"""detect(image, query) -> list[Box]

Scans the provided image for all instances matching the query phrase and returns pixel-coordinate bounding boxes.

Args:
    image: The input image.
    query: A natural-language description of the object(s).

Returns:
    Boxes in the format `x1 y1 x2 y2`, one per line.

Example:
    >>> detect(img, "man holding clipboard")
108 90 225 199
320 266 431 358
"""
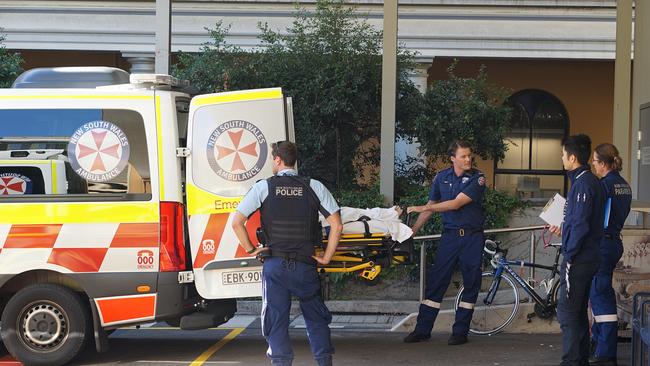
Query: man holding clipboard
546 134 604 366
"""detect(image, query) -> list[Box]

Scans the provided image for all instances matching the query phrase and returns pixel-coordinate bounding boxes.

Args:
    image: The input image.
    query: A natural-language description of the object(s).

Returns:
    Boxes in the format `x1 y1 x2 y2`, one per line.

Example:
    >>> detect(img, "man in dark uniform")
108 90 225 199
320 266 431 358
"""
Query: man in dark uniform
232 141 343 366
549 134 604 366
589 143 632 366
404 140 486 346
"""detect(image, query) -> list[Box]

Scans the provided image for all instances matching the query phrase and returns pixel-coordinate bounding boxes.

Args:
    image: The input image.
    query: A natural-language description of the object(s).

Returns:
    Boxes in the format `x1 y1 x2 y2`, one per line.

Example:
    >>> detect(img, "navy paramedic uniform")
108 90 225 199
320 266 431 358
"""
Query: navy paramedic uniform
557 165 604 366
590 171 631 360
237 169 340 366
414 167 486 338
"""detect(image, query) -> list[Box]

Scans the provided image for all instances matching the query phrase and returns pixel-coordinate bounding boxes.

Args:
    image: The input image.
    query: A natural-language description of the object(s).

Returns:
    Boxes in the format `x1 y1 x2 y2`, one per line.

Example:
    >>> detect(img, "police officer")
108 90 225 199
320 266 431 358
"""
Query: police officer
404 140 486 346
232 141 343 366
549 134 604 366
588 143 631 366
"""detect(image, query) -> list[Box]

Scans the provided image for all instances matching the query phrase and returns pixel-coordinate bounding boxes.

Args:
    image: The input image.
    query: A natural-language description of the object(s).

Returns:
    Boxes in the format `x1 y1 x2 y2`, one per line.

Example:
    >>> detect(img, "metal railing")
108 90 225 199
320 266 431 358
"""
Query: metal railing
414 225 547 301
632 292 650 366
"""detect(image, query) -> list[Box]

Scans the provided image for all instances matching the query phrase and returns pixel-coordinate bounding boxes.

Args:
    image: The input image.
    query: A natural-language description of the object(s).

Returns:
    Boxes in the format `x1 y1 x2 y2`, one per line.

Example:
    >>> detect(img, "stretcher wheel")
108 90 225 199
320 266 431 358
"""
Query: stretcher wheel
1 284 90 366
359 264 382 285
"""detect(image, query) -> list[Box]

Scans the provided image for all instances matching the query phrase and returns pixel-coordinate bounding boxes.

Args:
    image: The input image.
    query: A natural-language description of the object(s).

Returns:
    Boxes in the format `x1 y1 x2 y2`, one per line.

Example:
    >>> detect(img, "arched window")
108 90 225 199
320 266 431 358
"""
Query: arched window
495 89 569 202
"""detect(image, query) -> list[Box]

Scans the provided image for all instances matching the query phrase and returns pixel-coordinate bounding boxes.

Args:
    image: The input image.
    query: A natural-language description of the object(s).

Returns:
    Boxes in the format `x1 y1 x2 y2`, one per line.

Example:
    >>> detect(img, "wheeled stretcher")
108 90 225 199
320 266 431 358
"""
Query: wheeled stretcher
317 207 415 284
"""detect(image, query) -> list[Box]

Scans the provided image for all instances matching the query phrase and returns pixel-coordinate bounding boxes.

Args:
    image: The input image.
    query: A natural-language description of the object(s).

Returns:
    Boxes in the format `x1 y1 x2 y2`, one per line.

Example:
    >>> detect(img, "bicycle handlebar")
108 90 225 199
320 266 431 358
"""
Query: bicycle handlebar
483 239 498 256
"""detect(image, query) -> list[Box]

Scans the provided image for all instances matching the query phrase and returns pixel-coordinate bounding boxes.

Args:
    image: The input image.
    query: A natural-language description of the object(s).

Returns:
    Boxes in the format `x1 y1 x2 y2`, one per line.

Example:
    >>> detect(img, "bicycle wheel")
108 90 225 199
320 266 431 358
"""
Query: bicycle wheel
550 277 561 313
455 271 520 336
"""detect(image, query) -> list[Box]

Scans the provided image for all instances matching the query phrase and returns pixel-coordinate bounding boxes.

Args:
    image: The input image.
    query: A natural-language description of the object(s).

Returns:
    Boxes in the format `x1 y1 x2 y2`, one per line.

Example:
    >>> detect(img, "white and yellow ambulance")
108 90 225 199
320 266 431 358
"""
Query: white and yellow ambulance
0 67 293 365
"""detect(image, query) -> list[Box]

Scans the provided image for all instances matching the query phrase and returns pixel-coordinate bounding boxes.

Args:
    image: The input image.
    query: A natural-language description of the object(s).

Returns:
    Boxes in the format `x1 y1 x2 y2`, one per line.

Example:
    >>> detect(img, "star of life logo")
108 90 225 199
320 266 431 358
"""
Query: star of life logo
206 120 268 182
67 121 130 183
0 173 32 195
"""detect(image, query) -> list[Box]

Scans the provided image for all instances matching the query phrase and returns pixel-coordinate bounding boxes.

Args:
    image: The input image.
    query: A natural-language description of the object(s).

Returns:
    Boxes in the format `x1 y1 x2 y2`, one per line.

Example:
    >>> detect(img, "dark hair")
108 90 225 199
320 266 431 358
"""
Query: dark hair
447 140 472 157
594 143 623 172
271 140 297 167
562 134 591 165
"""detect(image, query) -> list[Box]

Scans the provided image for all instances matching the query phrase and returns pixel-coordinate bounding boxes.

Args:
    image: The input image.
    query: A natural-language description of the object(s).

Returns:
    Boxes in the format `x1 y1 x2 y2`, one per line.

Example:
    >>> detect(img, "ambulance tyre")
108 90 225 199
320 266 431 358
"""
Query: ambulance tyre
1 284 90 366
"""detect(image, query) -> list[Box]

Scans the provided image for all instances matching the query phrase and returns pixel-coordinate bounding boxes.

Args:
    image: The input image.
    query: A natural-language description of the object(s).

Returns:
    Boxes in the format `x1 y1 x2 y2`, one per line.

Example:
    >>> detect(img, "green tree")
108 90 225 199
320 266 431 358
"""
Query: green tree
0 31 23 88
173 23 262 94
401 61 512 165
174 0 420 190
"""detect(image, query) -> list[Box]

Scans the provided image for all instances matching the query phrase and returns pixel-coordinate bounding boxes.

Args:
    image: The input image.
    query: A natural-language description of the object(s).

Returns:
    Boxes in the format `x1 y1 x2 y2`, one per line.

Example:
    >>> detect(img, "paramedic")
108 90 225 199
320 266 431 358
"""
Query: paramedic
549 134 604 366
232 140 342 366
588 143 631 366
404 140 486 346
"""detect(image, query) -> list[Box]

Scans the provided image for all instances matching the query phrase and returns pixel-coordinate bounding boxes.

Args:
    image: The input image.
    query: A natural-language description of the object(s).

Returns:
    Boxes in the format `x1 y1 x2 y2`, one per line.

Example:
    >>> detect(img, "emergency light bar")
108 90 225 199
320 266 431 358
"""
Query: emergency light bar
130 74 189 88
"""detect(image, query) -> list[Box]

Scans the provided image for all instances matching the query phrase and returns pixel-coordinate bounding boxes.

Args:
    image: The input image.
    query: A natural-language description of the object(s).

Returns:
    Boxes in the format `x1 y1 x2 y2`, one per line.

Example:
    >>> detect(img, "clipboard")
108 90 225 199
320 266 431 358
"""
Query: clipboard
539 193 566 227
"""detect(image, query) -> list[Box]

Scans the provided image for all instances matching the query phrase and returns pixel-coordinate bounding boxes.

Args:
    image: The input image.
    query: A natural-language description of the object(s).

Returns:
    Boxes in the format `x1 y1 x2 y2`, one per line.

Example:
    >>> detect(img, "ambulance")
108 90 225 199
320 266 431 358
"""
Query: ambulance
0 67 294 365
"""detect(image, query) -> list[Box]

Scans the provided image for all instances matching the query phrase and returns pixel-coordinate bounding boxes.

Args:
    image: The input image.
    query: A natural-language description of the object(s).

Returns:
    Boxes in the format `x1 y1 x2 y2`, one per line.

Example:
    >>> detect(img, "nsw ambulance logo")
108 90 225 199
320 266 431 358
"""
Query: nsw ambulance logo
0 173 32 195
67 121 130 182
206 120 268 182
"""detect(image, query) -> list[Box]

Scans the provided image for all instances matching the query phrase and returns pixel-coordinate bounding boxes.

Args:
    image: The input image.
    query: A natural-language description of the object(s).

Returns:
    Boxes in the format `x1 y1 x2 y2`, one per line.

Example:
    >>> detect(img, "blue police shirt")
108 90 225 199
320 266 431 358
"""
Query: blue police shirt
601 170 632 235
428 167 486 230
561 165 604 264
237 169 340 219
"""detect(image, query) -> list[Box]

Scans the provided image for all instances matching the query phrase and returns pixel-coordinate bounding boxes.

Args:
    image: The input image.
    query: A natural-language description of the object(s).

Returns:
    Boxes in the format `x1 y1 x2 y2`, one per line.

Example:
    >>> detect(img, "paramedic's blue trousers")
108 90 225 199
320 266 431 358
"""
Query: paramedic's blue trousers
590 236 624 360
557 260 599 366
415 230 484 337
261 257 333 366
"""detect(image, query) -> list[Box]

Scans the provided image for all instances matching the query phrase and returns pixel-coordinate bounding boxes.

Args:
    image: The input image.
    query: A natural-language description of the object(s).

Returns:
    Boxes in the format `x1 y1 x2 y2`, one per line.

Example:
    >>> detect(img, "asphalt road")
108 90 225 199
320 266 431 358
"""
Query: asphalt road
0 316 633 366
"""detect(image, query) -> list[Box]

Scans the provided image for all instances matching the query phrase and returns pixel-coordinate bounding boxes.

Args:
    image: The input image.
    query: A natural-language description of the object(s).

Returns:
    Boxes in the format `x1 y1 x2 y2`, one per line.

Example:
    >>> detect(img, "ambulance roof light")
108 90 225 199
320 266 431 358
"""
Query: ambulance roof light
12 67 130 89
129 74 189 88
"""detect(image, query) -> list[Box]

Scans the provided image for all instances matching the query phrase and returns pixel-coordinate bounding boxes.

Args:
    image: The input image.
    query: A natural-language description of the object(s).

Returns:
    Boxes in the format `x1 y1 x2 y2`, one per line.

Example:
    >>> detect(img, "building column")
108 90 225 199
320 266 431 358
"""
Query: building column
408 62 430 94
380 0 398 205
632 0 650 200
613 0 633 181
396 62 431 169
122 52 155 74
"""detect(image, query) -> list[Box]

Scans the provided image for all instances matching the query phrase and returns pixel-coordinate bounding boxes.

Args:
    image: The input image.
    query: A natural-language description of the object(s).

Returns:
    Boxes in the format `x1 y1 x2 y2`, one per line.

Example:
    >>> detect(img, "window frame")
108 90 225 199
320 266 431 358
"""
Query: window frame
0 107 154 202
494 89 570 200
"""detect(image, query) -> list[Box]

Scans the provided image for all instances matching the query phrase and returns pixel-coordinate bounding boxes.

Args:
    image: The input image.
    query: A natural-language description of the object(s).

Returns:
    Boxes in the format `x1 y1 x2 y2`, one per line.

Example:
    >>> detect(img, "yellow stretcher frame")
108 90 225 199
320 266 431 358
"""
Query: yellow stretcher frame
315 232 413 282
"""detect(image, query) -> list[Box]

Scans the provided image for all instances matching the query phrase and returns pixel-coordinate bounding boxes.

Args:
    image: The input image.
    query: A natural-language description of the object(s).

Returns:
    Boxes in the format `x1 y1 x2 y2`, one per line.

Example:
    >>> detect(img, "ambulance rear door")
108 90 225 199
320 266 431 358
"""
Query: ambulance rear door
185 88 292 299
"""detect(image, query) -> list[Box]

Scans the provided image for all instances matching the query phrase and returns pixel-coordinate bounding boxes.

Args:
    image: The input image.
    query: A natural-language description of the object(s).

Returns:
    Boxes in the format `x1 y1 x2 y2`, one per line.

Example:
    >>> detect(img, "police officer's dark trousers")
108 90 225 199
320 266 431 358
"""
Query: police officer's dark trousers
261 257 333 366
415 230 484 336
557 260 599 366
590 235 624 360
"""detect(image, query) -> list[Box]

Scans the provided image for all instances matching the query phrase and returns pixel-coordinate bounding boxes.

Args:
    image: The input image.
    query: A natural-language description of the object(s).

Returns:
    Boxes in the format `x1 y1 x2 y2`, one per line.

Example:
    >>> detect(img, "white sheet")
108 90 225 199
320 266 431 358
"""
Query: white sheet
320 206 413 243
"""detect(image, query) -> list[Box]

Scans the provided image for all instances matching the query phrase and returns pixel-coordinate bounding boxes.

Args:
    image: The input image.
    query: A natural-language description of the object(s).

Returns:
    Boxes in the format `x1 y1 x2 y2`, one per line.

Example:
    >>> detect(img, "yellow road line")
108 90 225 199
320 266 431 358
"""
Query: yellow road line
118 326 237 331
190 328 244 366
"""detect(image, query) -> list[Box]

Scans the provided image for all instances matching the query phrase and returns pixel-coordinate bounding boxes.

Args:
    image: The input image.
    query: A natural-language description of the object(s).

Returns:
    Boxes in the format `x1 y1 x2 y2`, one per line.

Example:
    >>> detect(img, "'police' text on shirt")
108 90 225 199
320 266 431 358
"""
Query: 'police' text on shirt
275 186 303 198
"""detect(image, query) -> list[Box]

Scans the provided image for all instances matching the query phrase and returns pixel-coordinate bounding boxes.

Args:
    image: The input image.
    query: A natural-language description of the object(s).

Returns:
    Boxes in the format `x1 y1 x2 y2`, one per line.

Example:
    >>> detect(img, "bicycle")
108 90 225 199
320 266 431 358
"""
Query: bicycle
454 238 563 335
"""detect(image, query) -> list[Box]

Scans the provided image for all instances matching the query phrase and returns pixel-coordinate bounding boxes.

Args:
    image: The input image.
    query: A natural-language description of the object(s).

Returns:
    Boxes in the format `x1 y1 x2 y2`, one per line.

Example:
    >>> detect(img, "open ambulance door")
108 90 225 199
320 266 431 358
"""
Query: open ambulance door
186 88 292 299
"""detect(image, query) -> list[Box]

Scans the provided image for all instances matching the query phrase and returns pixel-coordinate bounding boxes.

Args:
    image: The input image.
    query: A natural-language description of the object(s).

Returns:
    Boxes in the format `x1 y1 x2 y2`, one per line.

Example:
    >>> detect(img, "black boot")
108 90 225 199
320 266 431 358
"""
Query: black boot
403 331 431 343
588 357 616 366
447 334 468 345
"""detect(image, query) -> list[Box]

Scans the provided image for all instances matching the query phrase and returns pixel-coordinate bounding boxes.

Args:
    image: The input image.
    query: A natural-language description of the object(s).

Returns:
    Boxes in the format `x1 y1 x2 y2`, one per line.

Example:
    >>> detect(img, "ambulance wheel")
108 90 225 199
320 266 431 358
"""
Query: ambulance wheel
1 284 90 366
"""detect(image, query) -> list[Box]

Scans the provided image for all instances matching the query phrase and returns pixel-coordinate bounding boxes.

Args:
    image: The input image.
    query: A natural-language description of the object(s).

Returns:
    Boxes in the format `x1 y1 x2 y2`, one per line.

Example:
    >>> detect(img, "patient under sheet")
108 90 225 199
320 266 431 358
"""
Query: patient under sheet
320 206 413 243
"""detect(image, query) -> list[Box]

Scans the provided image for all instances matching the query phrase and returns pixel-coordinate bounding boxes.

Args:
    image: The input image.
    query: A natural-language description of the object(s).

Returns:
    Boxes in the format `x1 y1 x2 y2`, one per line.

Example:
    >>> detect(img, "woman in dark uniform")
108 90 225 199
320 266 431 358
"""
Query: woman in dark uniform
589 143 632 366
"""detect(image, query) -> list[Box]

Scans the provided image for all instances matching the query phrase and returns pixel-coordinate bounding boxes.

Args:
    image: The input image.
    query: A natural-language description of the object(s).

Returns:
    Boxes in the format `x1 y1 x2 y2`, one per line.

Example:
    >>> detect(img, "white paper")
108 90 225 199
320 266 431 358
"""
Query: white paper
539 193 566 227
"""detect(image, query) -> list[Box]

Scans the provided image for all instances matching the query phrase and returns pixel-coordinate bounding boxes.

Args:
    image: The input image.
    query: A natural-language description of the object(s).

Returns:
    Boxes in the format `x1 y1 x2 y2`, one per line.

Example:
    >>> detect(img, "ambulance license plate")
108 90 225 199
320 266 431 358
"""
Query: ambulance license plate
222 269 262 285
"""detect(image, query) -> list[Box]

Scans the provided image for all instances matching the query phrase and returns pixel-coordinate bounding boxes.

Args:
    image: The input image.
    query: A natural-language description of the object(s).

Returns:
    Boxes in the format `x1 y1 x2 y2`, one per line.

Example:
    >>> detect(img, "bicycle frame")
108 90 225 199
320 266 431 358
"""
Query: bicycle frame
484 246 562 308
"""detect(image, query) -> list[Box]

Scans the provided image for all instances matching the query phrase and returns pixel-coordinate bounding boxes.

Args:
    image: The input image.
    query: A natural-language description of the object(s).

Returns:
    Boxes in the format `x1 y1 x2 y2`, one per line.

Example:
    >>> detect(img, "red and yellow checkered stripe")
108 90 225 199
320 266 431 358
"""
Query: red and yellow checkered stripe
190 211 260 269
0 222 159 273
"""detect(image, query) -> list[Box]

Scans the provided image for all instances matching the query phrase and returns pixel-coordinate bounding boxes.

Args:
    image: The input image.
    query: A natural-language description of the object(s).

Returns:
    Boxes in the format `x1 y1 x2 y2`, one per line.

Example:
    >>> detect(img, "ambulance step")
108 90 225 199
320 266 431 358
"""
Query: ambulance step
180 299 237 330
